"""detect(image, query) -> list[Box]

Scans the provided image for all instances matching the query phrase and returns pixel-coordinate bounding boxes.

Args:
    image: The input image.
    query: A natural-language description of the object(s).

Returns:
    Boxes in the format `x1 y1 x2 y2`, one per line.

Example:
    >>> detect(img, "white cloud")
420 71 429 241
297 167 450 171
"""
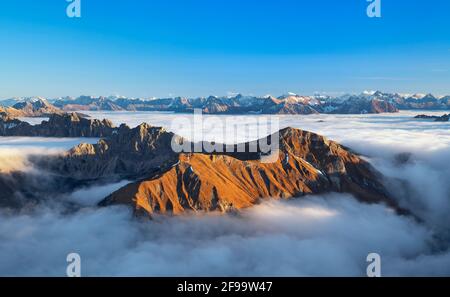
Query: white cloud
0 195 445 276
67 180 132 206
0 137 99 172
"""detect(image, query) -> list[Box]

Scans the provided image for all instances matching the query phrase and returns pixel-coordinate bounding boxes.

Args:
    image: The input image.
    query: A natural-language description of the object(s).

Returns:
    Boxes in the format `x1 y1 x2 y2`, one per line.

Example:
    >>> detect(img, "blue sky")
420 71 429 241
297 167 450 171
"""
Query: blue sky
0 0 449 98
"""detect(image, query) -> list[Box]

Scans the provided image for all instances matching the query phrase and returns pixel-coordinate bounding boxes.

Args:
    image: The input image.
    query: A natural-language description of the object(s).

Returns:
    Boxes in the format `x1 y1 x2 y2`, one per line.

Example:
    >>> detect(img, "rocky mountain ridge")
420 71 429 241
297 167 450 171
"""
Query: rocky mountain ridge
0 112 116 137
0 112 406 216
24 121 399 216
50 93 398 115
98 127 396 216
0 98 64 118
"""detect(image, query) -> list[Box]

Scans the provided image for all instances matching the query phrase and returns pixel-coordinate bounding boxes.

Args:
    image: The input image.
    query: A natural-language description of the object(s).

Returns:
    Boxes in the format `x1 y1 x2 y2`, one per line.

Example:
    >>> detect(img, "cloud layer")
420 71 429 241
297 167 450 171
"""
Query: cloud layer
1 195 448 276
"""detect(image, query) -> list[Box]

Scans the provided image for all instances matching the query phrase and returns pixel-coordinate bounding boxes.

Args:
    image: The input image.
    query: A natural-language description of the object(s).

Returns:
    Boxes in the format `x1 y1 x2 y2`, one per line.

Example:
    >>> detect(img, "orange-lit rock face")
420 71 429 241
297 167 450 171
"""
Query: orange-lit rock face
1 99 64 118
105 152 325 215
101 127 393 216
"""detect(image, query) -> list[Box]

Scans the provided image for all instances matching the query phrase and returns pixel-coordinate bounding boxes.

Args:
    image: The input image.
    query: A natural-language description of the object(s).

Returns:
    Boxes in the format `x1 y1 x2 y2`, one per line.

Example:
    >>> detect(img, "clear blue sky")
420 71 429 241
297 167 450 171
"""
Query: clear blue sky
0 0 449 98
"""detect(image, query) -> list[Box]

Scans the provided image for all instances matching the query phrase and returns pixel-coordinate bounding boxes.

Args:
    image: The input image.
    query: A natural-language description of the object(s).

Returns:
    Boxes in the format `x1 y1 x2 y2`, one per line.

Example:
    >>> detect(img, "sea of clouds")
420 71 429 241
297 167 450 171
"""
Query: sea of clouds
0 111 449 276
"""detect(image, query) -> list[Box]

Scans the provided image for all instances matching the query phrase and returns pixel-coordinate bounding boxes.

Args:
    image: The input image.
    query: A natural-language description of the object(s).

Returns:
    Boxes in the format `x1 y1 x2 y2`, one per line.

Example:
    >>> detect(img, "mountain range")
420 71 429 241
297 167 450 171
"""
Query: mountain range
0 98 64 118
98 127 397 216
1 91 449 116
0 113 403 216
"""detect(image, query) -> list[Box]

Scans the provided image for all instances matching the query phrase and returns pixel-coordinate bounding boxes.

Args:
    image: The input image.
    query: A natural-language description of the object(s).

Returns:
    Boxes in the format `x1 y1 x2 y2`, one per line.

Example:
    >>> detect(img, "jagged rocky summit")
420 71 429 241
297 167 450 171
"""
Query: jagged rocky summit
35 123 396 216
0 98 64 118
0 112 116 137
0 113 400 216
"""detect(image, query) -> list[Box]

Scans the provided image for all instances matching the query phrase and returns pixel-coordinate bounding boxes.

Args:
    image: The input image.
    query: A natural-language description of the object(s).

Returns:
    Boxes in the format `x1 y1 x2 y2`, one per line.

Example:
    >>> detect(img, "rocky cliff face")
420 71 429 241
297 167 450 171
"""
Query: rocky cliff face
0 107 25 118
0 113 116 137
11 99 64 117
36 122 179 180
0 98 64 119
97 127 395 216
